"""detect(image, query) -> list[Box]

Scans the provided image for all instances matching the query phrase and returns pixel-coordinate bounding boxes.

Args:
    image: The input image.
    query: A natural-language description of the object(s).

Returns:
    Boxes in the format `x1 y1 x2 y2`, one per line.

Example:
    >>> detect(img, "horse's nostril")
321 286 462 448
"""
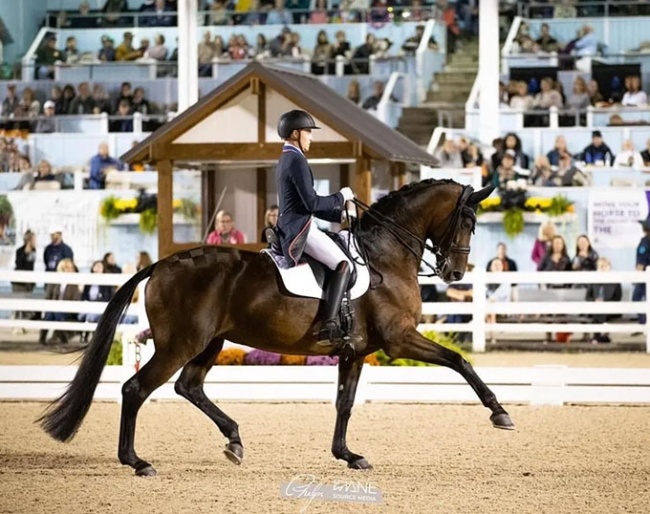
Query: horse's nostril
451 271 463 281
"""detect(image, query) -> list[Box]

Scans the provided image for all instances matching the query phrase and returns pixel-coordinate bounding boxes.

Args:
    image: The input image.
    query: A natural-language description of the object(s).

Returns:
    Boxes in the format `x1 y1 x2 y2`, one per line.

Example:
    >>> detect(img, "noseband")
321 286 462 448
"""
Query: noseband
351 184 476 280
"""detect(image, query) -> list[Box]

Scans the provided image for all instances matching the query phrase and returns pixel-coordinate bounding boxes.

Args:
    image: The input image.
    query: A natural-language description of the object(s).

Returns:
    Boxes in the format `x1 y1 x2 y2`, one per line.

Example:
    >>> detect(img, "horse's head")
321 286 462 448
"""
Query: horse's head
431 184 495 284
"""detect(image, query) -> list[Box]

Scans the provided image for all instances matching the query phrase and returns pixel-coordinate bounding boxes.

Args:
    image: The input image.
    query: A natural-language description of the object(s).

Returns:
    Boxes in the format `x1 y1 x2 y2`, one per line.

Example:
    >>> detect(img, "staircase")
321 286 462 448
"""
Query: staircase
397 40 478 146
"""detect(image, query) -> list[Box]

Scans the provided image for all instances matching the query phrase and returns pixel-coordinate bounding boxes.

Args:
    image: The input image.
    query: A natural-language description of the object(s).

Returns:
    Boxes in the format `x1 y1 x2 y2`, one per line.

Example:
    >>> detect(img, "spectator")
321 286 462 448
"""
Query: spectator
244 0 265 25
554 0 577 18
641 138 650 167
587 79 605 106
207 211 247 244
572 24 599 57
115 32 139 61
633 219 650 325
253 34 268 58
436 0 460 55
547 135 572 167
98 35 116 61
102 0 128 26
136 251 153 271
115 81 133 111
109 99 133 133
509 81 534 110
92 84 111 114
198 31 216 76
80 260 114 324
1 84 19 119
312 30 333 75
621 75 648 107
69 82 95 115
62 36 80 64
613 139 644 169
15 159 57 190
586 257 622 344
266 0 293 25
458 137 485 169
131 87 151 115
41 257 81 346
148 33 169 61
228 35 249 60
502 132 530 169
351 34 376 74
583 130 614 166
434 139 463 168
347 80 361 105
530 155 559 186
89 142 123 189
362 81 386 111
533 77 564 109
43 226 74 274
143 0 175 26
35 34 62 80
207 0 229 25
61 84 77 113
444 262 473 343
261 204 279 243
486 242 518 272
536 23 559 52
103 252 122 273
71 0 98 28
50 85 65 115
486 258 512 330
34 100 56 134
538 235 572 280
566 77 590 110
11 229 37 333
494 149 527 189
532 221 556 267
571 234 598 272
402 24 438 55
289 32 303 58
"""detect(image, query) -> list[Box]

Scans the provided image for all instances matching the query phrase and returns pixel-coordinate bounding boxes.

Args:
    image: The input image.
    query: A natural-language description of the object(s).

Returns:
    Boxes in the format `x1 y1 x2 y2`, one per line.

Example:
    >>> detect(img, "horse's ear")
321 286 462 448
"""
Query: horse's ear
468 185 496 205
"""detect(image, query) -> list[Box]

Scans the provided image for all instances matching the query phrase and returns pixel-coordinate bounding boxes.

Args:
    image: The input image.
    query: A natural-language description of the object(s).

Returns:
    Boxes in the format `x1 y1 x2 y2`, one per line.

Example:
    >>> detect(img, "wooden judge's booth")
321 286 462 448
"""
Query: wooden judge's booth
121 63 437 258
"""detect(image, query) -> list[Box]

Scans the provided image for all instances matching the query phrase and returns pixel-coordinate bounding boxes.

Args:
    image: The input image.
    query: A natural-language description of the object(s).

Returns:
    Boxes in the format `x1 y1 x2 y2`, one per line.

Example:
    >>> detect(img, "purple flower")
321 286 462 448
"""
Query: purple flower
305 355 339 366
244 349 282 365
134 327 152 344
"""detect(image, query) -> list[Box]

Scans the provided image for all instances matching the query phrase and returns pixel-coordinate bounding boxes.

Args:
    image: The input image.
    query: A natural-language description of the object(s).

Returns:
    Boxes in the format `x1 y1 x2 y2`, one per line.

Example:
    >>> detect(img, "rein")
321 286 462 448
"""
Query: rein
348 185 476 285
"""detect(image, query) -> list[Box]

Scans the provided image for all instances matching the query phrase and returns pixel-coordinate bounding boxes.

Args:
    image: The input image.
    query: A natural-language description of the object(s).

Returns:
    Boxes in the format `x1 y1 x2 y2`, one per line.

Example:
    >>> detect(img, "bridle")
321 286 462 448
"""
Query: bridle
350 184 477 283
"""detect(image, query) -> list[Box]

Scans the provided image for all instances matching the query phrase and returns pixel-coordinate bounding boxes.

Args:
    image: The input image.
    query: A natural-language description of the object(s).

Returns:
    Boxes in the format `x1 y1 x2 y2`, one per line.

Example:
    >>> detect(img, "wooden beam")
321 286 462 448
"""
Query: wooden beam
257 167 266 243
395 162 407 189
159 142 356 161
339 163 349 189
201 164 217 239
355 155 372 206
257 81 266 144
157 160 174 258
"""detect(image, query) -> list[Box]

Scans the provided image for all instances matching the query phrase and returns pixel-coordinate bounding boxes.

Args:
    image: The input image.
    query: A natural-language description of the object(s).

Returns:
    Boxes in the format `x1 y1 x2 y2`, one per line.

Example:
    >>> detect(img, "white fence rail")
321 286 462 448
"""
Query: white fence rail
1 364 649 406
0 269 647 351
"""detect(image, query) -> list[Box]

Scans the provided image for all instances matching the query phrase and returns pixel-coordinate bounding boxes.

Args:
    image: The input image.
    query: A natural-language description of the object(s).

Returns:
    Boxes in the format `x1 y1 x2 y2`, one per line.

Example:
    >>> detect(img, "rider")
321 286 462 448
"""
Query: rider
275 109 361 348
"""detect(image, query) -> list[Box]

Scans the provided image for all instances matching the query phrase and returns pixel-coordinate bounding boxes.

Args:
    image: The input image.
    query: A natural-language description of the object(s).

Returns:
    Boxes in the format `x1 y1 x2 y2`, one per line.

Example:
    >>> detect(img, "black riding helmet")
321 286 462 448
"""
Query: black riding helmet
277 110 320 139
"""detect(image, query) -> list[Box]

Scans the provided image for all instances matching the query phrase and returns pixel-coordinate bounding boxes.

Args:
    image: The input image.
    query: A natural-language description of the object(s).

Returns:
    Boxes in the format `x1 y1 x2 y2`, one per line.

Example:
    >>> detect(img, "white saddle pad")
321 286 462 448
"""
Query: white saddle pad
261 231 370 300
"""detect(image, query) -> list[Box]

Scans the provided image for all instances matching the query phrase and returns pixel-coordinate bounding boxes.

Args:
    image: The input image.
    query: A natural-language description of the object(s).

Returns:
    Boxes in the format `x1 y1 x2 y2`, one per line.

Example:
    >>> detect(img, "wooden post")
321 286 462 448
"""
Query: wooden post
395 162 407 189
201 164 216 237
354 154 372 206
257 167 266 240
157 160 174 258
339 163 349 189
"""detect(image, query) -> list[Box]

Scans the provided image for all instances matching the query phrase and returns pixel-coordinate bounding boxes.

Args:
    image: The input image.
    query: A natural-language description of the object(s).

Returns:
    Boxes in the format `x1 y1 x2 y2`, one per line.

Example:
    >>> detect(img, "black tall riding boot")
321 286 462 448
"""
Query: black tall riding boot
316 262 361 347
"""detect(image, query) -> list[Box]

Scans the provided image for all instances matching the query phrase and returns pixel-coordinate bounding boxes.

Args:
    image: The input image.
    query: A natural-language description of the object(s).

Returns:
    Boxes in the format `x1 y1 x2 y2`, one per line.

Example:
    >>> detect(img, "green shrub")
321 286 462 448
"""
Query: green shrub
503 208 524 238
375 331 473 366
139 208 157 234
106 340 123 365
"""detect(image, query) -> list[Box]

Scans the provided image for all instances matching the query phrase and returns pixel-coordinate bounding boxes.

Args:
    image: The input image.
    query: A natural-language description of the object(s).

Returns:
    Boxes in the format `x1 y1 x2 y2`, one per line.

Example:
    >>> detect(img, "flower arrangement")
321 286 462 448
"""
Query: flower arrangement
245 349 282 365
306 355 339 366
280 354 307 365
478 194 574 237
99 195 199 234
216 348 247 366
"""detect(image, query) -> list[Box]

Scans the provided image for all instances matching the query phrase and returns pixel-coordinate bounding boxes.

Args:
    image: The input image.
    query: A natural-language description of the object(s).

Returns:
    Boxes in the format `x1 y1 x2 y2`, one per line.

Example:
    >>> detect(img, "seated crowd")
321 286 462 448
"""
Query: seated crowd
435 131 650 188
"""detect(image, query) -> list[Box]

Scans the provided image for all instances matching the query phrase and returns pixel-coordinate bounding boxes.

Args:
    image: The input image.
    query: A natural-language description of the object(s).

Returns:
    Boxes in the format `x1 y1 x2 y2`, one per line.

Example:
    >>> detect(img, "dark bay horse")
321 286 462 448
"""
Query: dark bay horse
39 179 514 476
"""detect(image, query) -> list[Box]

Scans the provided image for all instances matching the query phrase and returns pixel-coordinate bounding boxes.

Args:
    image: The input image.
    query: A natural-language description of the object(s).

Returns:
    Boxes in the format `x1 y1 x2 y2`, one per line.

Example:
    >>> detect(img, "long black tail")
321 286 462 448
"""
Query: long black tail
37 263 158 442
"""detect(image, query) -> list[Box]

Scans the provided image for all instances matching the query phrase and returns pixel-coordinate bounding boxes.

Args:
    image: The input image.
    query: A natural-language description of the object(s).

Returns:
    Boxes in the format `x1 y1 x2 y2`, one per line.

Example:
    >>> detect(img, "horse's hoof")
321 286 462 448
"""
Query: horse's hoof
224 442 244 465
491 412 515 430
135 465 157 477
348 458 373 470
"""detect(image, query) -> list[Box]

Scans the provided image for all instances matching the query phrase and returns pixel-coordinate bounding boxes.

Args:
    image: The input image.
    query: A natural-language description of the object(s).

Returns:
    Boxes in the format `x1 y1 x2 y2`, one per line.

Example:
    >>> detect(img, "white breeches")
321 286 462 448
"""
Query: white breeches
303 220 351 271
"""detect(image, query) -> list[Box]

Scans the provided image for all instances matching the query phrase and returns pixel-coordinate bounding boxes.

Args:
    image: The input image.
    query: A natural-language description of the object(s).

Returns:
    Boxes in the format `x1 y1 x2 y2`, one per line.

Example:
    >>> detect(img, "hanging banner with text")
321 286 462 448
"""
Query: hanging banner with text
588 190 650 248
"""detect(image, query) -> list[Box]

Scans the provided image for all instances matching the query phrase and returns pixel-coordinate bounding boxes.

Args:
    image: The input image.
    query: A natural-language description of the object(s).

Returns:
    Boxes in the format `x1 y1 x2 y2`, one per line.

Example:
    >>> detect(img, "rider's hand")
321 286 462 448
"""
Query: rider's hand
339 187 355 202
341 203 357 223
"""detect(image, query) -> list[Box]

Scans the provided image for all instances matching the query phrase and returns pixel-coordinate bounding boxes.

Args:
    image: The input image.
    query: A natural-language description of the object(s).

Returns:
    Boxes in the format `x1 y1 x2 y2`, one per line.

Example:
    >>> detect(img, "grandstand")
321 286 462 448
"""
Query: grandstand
0 0 648 351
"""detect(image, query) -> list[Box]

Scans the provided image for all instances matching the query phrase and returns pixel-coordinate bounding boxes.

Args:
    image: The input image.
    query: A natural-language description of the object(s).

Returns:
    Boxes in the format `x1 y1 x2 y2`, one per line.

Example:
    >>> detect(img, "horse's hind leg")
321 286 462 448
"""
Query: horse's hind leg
174 338 244 465
388 328 515 430
118 352 186 477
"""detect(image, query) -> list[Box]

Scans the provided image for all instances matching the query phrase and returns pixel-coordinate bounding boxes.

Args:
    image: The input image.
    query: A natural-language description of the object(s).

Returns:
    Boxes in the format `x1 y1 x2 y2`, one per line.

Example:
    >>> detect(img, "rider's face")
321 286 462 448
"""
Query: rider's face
299 129 312 152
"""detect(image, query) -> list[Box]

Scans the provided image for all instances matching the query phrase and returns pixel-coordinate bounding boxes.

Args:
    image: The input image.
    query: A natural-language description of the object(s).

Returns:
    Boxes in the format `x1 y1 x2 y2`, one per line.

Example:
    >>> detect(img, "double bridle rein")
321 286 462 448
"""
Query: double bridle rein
350 185 477 283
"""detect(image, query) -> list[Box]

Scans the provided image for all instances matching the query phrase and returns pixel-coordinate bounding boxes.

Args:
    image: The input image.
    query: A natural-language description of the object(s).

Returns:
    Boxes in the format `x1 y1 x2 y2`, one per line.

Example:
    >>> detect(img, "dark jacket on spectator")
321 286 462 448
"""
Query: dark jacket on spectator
583 143 614 166
43 242 74 272
69 96 95 115
82 283 114 302
586 282 622 303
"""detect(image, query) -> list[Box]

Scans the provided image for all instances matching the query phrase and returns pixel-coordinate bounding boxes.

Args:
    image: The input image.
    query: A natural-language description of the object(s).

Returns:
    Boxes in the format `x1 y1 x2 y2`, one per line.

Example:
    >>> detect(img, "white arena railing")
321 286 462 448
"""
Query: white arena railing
0 269 649 405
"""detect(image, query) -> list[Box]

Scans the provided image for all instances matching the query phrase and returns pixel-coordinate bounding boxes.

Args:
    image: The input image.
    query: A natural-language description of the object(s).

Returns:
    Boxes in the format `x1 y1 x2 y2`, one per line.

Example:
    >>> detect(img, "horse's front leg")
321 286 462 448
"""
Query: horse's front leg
388 327 515 430
331 353 372 470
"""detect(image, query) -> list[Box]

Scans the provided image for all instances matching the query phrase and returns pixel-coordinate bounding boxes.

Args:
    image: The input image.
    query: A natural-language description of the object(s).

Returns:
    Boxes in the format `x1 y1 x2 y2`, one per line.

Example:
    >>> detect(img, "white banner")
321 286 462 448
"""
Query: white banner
588 190 649 248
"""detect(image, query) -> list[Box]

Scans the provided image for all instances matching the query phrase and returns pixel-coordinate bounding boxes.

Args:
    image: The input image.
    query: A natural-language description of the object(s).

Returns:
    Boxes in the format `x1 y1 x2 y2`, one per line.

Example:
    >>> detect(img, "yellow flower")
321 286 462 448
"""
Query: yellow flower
480 197 501 209
172 199 182 209
114 198 137 211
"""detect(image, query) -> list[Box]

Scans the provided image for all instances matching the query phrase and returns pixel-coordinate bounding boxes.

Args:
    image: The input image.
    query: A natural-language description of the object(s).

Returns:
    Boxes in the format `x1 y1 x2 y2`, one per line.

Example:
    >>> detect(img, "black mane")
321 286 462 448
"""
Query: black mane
368 178 457 217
